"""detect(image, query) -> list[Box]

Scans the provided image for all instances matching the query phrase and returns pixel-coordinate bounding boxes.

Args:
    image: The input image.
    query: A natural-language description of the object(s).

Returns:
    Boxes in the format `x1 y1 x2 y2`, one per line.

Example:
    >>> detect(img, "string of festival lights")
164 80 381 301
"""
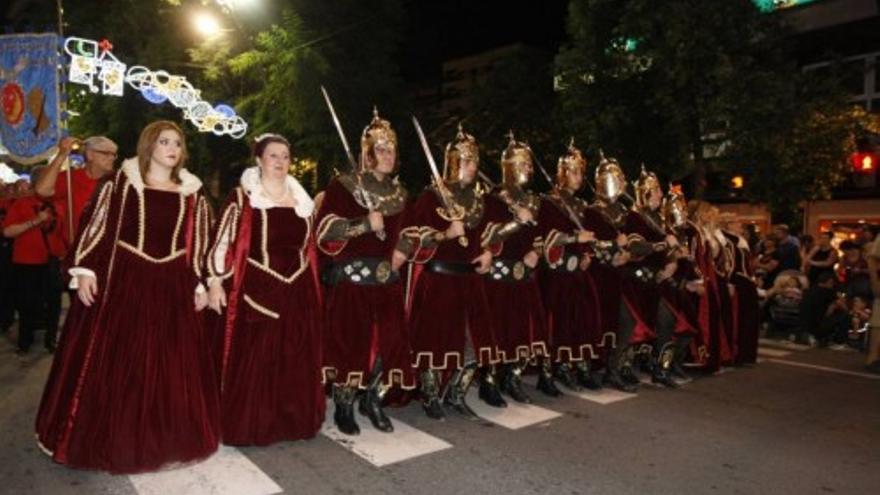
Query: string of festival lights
63 36 247 139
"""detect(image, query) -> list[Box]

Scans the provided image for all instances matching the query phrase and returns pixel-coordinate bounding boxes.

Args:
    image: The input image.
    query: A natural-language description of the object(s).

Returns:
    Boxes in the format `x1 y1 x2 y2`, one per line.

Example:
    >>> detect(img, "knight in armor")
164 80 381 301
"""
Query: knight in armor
659 186 706 378
536 140 605 390
481 133 560 402
582 153 664 391
315 108 416 435
401 124 507 419
631 166 698 387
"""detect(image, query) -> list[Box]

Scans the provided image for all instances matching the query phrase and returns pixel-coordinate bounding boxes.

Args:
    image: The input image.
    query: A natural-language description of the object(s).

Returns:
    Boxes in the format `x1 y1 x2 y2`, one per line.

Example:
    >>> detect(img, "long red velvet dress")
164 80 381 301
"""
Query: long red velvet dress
315 173 415 392
207 178 324 446
725 232 759 364
684 222 733 371
482 190 549 363
538 191 603 364
35 161 219 473
404 183 500 376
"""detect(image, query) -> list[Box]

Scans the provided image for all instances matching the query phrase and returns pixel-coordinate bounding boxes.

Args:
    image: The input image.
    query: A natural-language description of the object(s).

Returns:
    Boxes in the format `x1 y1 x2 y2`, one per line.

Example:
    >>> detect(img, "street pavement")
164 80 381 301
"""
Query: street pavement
1 315 878 495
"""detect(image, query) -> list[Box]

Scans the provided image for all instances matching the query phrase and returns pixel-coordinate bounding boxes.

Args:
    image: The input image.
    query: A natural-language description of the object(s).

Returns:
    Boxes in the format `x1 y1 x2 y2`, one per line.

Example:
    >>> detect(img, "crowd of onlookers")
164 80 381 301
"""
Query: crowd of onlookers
752 223 877 363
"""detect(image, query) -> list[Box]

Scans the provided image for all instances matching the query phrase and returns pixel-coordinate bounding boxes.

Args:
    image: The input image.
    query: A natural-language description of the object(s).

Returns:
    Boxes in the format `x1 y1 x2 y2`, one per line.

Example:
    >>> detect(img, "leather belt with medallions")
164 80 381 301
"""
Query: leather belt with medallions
320 257 399 286
625 264 657 284
548 253 581 273
487 258 534 282
425 260 477 276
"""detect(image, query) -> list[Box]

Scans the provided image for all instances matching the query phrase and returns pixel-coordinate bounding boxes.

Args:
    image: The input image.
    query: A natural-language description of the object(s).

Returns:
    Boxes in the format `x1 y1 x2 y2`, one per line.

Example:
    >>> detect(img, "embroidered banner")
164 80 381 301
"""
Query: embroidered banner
0 33 61 165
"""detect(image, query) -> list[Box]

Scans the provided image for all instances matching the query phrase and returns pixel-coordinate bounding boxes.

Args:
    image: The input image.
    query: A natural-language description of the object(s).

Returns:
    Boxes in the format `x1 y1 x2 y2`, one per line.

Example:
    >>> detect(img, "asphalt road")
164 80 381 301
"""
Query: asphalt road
1 321 878 495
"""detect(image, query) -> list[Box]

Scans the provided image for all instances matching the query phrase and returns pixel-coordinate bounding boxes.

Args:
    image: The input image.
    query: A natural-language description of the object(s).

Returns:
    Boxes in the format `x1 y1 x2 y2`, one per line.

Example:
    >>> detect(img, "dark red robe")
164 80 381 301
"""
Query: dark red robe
315 177 415 391
537 193 603 363
404 186 500 373
481 193 549 363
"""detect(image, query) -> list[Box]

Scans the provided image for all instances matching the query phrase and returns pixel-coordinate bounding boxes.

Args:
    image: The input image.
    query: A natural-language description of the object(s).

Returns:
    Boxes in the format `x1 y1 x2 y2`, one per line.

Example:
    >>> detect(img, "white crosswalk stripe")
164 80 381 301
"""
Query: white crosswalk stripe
320 400 452 467
128 445 282 495
759 338 811 351
757 347 793 357
565 386 639 404
464 387 562 429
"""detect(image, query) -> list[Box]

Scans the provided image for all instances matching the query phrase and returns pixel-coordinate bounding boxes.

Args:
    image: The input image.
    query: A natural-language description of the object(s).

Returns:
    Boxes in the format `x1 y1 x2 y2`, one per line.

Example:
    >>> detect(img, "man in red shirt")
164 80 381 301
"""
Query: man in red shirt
3 167 66 355
0 182 17 334
35 136 117 246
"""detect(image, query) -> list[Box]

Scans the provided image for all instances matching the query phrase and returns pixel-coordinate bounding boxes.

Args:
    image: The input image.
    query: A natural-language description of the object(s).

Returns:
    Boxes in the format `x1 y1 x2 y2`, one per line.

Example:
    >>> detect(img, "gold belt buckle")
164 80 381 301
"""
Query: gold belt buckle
376 260 391 283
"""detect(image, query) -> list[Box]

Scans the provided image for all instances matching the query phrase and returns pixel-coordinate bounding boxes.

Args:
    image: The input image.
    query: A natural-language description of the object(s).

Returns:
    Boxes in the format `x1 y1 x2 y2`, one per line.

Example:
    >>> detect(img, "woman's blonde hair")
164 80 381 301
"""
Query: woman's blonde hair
137 120 188 185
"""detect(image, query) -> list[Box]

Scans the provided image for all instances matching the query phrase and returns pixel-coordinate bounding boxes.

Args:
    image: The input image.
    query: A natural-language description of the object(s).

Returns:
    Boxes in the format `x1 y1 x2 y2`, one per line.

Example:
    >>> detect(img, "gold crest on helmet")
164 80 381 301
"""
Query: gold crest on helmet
594 149 627 202
360 106 398 171
634 164 661 209
500 131 534 187
444 122 480 182
555 137 587 189
663 184 688 228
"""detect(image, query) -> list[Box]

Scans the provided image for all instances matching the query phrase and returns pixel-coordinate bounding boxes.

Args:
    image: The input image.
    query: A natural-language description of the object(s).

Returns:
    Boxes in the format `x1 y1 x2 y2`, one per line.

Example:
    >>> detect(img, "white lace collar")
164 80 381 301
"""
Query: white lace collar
121 157 202 197
240 166 314 217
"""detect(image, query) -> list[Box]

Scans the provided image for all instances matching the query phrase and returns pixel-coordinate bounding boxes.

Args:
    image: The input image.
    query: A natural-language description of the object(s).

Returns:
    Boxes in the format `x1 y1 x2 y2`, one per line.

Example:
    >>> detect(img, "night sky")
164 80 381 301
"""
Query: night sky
400 0 569 82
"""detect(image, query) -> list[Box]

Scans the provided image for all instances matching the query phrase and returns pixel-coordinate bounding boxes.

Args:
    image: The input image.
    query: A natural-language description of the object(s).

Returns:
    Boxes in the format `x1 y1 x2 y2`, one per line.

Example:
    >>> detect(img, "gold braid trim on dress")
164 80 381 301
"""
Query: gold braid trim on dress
74 180 114 266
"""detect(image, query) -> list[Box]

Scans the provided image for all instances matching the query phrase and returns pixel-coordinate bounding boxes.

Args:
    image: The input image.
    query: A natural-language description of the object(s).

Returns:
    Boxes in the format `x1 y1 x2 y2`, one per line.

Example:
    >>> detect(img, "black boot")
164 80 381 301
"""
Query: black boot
500 362 532 403
420 369 446 420
636 347 653 375
574 360 603 390
477 366 507 408
651 343 679 388
620 365 641 385
536 359 563 397
554 362 581 391
670 337 692 380
332 385 360 435
604 347 638 393
358 358 394 432
443 361 479 418
620 346 641 385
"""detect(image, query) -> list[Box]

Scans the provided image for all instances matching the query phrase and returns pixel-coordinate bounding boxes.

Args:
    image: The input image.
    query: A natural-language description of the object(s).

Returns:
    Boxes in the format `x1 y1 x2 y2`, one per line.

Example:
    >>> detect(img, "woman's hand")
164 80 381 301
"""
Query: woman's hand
77 275 98 307
208 282 227 314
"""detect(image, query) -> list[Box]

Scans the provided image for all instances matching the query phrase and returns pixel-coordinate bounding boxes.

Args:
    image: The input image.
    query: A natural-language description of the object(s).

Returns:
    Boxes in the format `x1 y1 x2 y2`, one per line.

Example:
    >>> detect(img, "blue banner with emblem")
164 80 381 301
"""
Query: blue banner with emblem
0 33 61 165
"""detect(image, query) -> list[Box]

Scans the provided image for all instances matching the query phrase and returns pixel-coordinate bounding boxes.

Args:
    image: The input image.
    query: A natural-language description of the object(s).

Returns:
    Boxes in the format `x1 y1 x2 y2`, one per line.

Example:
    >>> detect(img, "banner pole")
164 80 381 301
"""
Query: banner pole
56 0 74 242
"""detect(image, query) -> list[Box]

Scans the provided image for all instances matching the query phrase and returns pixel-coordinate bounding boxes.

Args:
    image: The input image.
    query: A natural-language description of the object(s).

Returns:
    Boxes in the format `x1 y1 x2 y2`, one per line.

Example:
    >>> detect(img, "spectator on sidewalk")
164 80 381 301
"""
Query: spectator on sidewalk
0 182 17 334
866 236 880 373
773 224 802 273
799 271 849 347
1 167 65 355
755 237 781 288
804 231 839 286
840 240 871 300
34 136 117 247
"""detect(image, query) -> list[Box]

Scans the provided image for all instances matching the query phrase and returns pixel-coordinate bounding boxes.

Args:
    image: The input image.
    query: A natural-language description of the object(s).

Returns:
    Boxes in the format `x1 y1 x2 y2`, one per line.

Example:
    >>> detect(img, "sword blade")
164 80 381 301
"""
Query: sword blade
320 85 359 172
411 116 444 186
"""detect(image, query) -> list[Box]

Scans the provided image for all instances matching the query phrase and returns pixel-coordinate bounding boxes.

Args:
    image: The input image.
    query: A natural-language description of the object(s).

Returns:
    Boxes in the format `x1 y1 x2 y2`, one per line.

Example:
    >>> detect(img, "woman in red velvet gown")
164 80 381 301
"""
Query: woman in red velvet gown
206 134 324 446
35 121 219 473
686 201 734 373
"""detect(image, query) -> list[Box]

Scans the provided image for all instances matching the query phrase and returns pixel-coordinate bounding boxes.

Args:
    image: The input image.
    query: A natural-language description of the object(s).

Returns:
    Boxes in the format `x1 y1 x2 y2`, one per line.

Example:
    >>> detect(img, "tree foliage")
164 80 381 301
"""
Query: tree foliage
555 0 864 220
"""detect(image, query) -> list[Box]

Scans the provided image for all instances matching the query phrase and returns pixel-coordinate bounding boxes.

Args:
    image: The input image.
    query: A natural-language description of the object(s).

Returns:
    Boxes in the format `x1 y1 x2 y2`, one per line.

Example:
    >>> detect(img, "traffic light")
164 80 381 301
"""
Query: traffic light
851 152 876 174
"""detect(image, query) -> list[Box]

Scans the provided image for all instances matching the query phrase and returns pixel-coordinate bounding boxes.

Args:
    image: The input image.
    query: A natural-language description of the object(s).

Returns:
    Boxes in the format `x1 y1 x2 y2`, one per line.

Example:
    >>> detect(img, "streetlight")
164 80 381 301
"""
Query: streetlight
216 0 258 12
193 11 223 38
